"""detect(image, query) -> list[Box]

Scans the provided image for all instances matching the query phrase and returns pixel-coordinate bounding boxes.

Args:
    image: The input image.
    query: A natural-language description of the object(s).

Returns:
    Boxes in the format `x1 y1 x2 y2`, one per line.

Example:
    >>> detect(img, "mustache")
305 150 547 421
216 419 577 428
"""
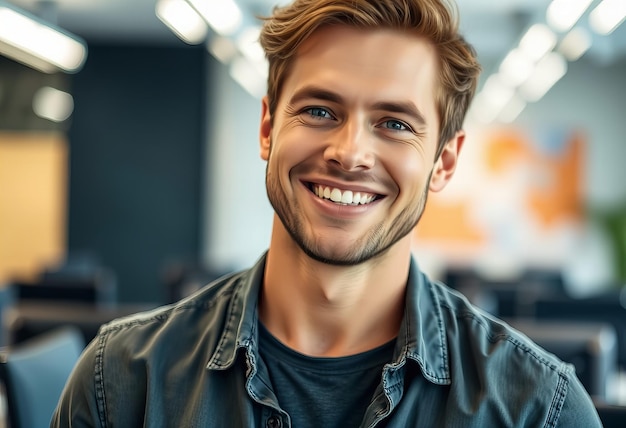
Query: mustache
294 163 379 184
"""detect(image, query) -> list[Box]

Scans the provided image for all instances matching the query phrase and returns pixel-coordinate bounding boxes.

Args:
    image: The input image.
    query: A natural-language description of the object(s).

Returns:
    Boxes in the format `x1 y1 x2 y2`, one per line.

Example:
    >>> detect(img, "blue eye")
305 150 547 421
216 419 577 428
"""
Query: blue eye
381 120 408 131
305 107 332 119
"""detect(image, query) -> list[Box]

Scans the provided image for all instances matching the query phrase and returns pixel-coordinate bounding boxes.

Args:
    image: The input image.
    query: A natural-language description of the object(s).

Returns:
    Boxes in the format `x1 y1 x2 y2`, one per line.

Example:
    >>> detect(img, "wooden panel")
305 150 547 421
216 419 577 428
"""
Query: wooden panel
0 132 67 283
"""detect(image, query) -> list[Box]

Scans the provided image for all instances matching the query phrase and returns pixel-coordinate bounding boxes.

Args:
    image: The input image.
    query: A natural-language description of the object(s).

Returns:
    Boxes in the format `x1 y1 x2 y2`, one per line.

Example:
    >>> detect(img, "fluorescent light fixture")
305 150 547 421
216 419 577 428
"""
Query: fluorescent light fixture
188 0 242 36
208 36 238 63
589 0 626 35
33 86 74 122
470 74 515 124
482 74 516 111
558 27 592 61
236 26 264 63
236 26 268 78
519 52 567 102
0 1 87 73
546 0 594 33
469 93 499 124
156 0 207 45
498 95 526 124
519 24 557 62
499 48 535 87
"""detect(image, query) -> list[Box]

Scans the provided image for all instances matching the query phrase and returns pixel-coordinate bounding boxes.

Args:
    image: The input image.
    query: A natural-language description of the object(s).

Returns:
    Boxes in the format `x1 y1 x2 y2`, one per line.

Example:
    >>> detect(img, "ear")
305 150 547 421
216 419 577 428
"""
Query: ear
429 130 465 192
260 96 272 161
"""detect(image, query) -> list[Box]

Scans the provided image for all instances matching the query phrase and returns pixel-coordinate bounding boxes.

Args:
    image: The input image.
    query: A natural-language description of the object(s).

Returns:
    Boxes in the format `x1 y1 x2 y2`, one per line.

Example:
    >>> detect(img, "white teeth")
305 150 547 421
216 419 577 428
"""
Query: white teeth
312 184 376 205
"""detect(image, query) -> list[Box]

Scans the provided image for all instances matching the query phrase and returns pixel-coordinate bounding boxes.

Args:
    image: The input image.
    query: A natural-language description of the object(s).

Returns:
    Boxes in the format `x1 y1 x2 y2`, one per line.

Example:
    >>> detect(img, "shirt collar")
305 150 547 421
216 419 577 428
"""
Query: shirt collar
207 253 452 385
206 253 266 370
395 257 451 385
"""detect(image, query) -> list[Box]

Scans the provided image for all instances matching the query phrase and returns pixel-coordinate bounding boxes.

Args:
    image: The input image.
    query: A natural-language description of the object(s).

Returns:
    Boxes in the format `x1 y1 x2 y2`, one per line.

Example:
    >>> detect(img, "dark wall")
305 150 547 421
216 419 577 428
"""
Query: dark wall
0 56 69 131
67 43 208 304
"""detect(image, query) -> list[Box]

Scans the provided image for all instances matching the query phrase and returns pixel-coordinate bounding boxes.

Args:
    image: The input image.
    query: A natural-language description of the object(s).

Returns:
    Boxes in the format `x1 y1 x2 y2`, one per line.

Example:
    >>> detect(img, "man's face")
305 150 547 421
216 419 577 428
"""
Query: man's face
260 25 462 265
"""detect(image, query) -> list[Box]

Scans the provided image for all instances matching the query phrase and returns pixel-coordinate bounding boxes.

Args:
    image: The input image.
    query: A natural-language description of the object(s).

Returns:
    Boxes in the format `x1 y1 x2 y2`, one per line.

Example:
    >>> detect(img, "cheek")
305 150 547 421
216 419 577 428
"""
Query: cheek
384 149 431 195
268 132 319 188
272 129 322 166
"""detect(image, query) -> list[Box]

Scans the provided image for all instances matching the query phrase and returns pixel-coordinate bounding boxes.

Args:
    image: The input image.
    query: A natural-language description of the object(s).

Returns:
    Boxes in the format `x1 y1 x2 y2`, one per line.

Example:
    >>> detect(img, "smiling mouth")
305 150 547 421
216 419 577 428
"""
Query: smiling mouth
308 183 381 206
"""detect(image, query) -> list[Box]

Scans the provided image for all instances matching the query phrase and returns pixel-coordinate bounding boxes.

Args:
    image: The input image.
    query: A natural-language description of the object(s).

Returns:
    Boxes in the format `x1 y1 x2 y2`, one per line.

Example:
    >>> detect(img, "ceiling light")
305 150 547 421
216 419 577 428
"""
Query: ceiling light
156 0 208 45
519 52 567 102
236 26 264 64
482 74 516 111
558 27 592 61
470 74 516 124
208 36 238 63
499 48 535 87
0 1 87 73
589 0 626 35
519 24 557 62
236 26 267 78
33 86 74 122
469 94 499 124
498 95 526 124
188 0 242 36
546 0 594 33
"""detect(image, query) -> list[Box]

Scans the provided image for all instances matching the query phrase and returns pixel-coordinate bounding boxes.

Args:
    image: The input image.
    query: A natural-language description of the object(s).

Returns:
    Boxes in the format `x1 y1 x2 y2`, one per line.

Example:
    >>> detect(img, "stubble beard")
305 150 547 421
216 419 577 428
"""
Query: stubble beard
266 168 430 266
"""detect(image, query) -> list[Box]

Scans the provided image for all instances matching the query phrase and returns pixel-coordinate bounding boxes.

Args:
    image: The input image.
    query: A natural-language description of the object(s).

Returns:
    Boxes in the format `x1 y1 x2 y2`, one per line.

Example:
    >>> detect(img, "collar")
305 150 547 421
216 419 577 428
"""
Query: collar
206 253 451 385
396 257 451 385
206 254 265 370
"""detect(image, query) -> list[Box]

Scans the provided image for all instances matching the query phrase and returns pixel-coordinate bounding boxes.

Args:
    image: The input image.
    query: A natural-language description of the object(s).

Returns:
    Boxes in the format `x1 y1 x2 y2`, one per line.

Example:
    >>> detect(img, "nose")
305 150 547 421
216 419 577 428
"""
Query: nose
323 118 375 171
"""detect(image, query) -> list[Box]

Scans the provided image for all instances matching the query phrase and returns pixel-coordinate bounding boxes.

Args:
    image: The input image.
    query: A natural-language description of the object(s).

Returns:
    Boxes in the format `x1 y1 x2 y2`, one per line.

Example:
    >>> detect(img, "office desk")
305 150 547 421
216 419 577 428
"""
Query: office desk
4 301 158 346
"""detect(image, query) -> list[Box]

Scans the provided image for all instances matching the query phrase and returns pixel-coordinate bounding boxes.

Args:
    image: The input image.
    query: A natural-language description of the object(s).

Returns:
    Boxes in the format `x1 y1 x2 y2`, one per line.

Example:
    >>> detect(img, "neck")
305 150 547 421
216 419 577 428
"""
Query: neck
259 216 410 357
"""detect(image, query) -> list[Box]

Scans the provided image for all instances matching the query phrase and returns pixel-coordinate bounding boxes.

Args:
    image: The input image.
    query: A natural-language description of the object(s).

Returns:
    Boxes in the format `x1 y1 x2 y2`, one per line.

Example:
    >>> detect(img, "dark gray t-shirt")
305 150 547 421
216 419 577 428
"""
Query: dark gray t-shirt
258 322 395 428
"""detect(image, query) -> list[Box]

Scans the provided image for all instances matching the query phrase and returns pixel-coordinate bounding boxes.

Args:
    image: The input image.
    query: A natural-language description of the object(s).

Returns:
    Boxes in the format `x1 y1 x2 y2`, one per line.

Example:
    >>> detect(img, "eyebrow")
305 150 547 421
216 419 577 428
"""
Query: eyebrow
370 101 427 128
289 85 344 106
288 85 428 128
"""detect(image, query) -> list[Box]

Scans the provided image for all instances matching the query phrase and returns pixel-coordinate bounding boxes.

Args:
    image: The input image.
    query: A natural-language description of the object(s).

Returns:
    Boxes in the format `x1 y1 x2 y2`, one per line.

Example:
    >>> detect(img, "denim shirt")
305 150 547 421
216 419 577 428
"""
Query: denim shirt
52 254 602 427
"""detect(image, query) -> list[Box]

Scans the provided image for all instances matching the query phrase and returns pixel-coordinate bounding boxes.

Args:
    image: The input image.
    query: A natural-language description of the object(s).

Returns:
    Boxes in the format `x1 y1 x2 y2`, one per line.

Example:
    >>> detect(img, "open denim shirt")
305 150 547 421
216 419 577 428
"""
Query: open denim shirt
52 253 602 427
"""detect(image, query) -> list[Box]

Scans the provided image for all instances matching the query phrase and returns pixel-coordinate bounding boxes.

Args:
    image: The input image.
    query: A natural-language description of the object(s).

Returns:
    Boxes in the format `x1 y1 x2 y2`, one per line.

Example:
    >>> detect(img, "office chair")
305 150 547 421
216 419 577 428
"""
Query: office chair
0 326 84 428
15 265 118 306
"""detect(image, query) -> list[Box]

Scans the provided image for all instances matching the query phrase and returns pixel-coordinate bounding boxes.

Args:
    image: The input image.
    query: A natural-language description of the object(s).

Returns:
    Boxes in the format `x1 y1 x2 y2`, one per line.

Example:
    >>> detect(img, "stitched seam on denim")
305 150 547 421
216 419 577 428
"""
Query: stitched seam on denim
544 370 568 428
94 331 108 428
444 307 562 372
429 282 450 378
100 287 231 336
363 386 394 428
405 354 449 383
208 281 243 368
504 336 561 370
440 305 575 427
92 287 237 425
406 281 449 382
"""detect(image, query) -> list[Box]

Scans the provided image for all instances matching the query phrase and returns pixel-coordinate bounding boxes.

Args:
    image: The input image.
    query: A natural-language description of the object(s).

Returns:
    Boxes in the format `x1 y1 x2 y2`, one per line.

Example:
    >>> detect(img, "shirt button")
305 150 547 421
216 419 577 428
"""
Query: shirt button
266 415 282 428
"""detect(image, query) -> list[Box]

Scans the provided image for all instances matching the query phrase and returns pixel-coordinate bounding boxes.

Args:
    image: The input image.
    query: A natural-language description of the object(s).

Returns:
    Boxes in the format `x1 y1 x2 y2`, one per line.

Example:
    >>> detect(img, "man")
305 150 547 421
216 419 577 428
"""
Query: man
53 0 603 426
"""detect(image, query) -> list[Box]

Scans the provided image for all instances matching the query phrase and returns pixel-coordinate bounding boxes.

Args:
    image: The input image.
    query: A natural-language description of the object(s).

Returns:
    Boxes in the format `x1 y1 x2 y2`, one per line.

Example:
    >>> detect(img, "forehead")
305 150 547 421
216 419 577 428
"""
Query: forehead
280 25 440 119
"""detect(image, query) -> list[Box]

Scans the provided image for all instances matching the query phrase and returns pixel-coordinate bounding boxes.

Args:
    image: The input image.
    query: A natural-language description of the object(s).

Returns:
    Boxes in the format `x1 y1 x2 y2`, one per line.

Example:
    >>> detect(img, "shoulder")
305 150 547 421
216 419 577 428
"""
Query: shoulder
430 279 566 371
54 265 263 424
99 269 247 353
428 279 600 425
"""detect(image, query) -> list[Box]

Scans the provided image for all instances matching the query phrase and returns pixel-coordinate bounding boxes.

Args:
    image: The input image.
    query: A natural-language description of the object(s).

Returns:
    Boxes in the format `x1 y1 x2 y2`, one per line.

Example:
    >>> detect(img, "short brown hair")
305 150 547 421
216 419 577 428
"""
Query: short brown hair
259 0 481 156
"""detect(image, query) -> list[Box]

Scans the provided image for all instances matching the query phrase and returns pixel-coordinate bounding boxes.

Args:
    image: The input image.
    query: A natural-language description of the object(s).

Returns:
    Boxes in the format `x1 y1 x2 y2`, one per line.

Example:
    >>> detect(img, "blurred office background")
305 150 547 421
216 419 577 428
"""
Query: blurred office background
1 0 626 425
